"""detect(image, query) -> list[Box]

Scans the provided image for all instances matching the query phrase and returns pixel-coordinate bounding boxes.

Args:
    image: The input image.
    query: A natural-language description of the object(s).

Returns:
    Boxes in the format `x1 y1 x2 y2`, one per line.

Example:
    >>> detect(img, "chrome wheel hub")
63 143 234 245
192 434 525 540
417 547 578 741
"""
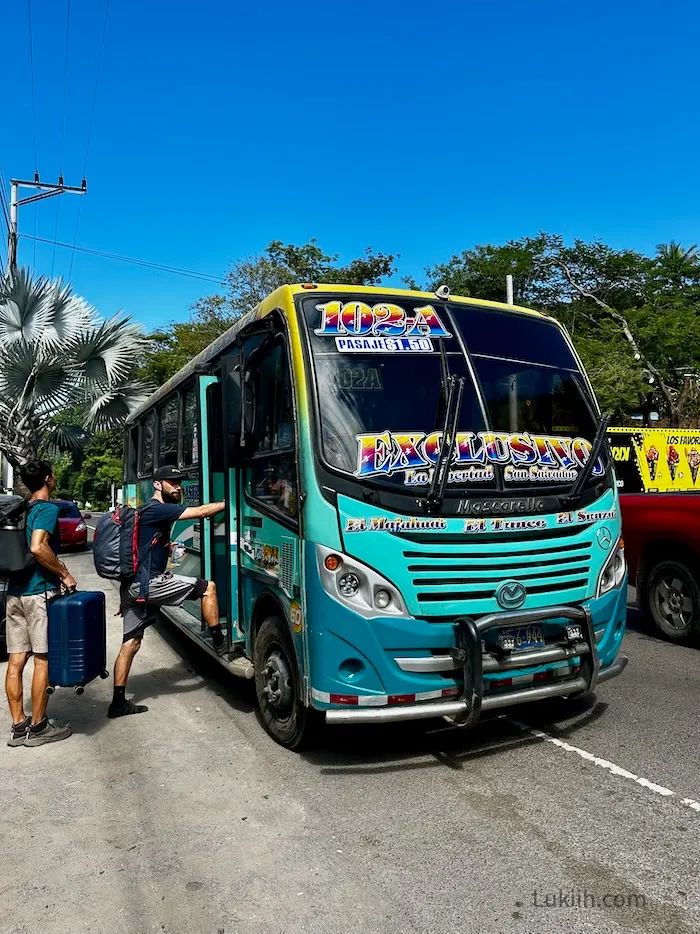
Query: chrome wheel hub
656 576 693 630
262 647 294 716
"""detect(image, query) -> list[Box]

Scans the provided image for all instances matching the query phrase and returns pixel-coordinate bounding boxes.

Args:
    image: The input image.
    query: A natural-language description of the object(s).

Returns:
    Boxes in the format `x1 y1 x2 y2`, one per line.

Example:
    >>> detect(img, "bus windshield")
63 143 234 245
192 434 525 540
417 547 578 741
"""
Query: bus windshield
300 295 602 497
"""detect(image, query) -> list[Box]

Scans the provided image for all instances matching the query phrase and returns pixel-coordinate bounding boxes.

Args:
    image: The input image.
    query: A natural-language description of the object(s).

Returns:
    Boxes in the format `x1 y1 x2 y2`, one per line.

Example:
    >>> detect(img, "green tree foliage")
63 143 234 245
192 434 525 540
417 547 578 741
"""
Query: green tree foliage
47 429 124 506
141 240 397 385
426 234 700 426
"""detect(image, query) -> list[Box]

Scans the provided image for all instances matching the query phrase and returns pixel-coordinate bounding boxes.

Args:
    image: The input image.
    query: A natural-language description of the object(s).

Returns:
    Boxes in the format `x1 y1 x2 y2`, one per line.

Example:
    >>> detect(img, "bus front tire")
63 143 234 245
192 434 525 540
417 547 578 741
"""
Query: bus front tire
253 615 318 750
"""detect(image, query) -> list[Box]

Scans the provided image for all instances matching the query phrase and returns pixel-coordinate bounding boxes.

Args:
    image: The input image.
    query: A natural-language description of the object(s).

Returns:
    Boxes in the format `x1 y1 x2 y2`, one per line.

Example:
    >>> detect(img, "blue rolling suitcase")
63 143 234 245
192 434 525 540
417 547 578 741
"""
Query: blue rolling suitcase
47 590 109 695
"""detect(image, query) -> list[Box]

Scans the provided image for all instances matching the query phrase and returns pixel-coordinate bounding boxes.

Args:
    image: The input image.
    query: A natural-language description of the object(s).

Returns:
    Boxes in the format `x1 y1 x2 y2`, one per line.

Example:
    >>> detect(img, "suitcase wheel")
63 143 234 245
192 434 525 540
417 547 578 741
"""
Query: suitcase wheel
74 685 85 696
46 685 55 696
100 670 109 679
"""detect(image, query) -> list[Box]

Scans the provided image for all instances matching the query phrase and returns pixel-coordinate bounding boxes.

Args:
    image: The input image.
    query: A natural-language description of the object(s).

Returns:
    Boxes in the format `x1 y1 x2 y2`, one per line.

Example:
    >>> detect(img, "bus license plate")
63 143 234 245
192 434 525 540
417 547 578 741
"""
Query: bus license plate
509 625 545 651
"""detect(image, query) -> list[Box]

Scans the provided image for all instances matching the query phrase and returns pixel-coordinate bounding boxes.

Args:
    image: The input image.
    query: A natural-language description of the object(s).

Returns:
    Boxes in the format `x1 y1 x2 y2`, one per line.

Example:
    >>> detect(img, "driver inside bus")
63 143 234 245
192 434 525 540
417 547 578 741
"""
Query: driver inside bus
109 465 227 720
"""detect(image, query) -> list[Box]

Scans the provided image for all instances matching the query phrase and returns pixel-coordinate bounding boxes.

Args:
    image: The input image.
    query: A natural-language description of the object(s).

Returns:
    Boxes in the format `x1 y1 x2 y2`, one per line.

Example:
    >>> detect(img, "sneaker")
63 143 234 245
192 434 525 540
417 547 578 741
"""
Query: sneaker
24 718 72 747
7 717 31 747
107 699 149 719
211 628 229 657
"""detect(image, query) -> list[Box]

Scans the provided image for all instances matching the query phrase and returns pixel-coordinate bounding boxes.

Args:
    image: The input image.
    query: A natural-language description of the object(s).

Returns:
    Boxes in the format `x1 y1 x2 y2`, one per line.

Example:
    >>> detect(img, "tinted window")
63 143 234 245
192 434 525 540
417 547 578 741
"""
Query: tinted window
251 340 294 454
301 295 602 495
158 396 179 466
245 337 298 523
140 410 155 475
470 358 596 437
182 389 199 467
453 306 576 368
56 503 80 518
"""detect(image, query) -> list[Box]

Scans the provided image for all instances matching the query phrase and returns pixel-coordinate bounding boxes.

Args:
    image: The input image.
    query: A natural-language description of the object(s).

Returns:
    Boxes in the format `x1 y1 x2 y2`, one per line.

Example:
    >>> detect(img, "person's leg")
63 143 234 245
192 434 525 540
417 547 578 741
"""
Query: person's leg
30 655 50 724
145 574 227 653
113 634 142 688
107 586 150 718
22 593 71 745
5 597 31 741
201 580 227 654
201 580 220 628
108 630 149 718
5 652 29 725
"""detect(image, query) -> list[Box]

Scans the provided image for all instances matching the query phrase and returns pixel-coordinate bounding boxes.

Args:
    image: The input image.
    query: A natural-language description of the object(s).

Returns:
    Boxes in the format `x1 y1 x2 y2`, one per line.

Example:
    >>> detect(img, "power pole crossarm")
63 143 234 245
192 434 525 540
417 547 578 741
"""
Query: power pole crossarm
6 175 87 275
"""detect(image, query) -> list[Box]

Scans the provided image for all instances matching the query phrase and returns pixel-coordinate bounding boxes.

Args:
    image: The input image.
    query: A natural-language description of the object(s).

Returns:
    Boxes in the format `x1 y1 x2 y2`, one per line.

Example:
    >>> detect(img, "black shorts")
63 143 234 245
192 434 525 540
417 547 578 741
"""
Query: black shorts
120 572 208 642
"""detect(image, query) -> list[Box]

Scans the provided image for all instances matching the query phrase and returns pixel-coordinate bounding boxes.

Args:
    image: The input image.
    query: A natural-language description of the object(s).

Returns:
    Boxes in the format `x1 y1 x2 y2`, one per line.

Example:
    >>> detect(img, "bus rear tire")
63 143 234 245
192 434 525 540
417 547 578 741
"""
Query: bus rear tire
253 615 318 750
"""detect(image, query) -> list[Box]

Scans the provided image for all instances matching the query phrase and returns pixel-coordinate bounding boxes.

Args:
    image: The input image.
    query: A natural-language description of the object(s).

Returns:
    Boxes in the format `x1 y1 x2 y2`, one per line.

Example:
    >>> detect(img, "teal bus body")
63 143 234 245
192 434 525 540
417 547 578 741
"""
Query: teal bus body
123 285 627 747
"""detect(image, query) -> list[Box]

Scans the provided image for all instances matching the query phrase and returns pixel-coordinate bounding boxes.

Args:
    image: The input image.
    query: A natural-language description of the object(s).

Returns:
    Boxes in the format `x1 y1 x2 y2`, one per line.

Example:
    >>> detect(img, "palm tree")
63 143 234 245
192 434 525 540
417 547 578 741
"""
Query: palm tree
655 241 700 290
0 267 151 473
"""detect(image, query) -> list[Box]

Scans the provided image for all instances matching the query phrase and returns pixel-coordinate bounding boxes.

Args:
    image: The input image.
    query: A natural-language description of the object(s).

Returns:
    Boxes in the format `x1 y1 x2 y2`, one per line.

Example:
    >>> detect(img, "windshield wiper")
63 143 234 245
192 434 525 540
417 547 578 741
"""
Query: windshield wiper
564 413 611 505
431 338 451 429
424 374 465 512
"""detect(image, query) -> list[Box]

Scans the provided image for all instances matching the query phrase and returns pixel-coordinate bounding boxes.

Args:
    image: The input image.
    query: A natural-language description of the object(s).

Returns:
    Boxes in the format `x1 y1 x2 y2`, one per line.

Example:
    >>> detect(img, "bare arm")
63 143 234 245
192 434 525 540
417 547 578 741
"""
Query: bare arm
179 502 226 521
30 530 77 589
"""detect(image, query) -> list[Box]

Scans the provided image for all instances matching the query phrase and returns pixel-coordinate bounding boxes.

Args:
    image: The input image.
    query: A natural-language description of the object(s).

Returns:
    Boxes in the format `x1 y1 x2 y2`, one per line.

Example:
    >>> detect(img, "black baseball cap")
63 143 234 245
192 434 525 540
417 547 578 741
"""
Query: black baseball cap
154 465 184 482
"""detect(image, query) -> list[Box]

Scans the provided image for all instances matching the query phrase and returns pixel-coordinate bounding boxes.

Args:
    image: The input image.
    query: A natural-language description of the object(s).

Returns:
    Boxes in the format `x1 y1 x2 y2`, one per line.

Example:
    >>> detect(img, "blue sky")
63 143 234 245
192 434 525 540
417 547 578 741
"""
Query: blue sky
2 0 699 332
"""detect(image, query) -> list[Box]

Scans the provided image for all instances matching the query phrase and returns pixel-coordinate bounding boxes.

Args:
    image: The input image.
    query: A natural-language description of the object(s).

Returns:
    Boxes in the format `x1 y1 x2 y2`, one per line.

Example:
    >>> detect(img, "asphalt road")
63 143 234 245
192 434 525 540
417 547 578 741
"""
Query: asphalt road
0 544 698 934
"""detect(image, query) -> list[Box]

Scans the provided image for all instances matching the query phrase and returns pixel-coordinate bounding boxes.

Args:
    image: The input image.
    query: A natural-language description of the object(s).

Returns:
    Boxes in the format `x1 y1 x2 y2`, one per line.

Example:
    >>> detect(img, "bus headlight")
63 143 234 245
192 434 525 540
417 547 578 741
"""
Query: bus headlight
338 572 361 597
596 536 626 597
374 589 392 610
316 545 409 619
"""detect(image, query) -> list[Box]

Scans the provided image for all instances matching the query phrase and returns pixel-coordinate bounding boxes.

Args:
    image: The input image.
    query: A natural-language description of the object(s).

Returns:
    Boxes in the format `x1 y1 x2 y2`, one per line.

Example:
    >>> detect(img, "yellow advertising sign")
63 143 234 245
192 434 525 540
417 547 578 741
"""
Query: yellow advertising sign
608 427 700 493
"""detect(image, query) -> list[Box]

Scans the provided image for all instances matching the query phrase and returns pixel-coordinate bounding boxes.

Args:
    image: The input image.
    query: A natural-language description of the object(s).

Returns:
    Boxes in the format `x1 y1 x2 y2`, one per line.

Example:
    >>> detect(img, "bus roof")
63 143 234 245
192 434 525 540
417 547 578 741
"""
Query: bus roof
127 283 551 424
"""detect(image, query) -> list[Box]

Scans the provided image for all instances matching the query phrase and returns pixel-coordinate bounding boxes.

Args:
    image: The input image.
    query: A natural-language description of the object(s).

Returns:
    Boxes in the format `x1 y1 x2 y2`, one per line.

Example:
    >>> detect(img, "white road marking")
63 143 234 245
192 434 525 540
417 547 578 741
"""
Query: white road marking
510 719 699 815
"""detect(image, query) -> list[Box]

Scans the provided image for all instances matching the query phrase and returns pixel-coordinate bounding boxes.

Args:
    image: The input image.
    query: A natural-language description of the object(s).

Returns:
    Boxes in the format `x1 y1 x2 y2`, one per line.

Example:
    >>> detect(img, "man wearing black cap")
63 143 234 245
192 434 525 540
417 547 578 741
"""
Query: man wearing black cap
109 465 226 719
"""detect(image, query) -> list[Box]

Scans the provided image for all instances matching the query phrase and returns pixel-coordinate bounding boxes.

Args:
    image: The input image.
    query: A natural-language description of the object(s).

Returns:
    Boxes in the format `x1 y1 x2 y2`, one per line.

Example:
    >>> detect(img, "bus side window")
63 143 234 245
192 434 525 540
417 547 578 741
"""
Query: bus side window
158 396 179 466
140 410 156 476
245 339 297 522
125 426 138 482
181 389 199 467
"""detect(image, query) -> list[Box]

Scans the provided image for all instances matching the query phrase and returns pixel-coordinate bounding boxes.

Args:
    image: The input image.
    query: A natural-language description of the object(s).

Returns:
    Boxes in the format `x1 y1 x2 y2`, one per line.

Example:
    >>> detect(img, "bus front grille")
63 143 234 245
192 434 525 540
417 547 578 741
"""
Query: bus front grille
397 526 594 611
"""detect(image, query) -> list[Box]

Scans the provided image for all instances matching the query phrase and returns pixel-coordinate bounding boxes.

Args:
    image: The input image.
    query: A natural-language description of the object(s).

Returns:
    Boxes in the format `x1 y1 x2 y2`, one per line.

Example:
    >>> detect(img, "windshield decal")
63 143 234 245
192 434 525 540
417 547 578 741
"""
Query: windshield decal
314 301 450 353
355 430 604 484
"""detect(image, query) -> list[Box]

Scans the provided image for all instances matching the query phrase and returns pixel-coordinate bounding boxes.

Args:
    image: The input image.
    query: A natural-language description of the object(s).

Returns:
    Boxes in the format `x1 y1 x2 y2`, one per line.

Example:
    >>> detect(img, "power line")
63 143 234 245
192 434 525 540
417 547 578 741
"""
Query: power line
23 234 222 283
69 0 110 278
53 0 72 277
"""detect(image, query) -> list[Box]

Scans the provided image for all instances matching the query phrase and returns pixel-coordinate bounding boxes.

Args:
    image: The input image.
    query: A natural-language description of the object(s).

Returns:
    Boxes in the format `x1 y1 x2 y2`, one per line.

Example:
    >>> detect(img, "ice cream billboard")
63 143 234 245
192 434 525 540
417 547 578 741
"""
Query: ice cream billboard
608 427 700 493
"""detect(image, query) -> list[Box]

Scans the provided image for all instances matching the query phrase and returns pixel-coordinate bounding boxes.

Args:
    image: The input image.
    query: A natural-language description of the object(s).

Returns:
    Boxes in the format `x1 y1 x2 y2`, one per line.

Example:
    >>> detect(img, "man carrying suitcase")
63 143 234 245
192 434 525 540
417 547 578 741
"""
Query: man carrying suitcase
5 460 76 747
110 465 226 719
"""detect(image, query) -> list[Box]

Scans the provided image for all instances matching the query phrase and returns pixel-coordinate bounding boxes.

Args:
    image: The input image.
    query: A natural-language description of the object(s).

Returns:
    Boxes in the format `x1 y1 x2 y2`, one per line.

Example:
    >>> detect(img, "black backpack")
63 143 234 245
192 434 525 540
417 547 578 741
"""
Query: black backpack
0 498 38 580
93 504 152 581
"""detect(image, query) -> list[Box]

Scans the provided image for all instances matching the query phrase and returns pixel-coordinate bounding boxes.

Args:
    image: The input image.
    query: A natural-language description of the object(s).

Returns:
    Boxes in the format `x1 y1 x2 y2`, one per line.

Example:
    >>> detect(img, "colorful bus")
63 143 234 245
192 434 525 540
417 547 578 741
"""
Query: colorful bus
123 285 628 748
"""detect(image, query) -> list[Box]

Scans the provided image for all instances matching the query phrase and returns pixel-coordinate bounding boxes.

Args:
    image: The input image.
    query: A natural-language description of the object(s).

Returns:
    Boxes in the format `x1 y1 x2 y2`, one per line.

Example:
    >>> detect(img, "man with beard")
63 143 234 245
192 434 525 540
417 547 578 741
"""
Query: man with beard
109 466 226 719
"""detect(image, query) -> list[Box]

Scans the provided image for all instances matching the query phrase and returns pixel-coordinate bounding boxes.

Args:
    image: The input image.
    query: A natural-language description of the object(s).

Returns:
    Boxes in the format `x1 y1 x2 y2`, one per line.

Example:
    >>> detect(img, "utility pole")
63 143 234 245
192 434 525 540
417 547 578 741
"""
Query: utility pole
6 172 87 274
505 274 514 305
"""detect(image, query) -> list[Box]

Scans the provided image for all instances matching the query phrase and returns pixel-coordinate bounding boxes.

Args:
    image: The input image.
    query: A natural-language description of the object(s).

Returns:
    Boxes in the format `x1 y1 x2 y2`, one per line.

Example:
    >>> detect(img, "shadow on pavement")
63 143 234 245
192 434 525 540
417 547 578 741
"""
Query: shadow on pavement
626 607 700 649
302 691 610 775
151 616 256 714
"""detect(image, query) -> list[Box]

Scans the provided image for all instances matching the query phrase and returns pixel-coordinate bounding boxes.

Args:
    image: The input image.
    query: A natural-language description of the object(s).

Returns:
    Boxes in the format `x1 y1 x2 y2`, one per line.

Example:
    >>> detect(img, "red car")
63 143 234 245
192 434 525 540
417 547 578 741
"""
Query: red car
621 492 700 642
54 499 89 551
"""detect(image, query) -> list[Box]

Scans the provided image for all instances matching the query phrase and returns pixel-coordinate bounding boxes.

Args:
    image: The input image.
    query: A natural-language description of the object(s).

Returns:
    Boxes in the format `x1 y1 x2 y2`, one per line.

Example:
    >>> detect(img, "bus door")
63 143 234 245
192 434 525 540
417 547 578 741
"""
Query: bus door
198 375 235 640
230 322 304 667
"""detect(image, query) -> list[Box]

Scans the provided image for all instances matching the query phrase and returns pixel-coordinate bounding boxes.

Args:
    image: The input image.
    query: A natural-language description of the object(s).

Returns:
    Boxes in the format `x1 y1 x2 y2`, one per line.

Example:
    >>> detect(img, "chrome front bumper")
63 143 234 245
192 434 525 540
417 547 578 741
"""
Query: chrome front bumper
325 604 628 726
